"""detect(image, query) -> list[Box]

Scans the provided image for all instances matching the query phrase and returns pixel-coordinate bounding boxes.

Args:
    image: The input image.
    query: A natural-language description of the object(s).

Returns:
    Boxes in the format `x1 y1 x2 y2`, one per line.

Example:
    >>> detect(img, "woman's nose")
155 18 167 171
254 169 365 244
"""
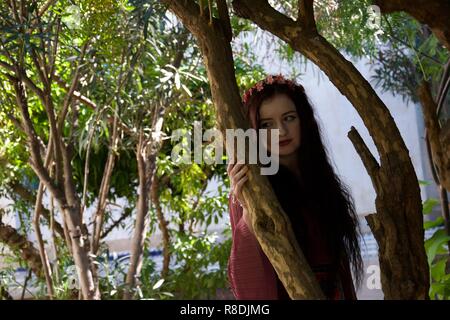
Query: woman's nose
277 122 288 136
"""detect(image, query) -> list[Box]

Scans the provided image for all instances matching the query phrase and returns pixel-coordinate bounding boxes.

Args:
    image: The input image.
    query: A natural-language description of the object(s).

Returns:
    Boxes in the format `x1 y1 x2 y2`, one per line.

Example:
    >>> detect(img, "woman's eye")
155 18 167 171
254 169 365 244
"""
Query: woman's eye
260 122 271 128
285 115 296 121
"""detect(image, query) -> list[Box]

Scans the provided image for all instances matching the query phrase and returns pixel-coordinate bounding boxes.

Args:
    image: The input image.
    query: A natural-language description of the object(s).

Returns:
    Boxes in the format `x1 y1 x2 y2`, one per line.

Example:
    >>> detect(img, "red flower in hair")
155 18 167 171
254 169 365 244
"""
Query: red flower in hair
273 74 286 84
256 81 264 91
242 74 303 105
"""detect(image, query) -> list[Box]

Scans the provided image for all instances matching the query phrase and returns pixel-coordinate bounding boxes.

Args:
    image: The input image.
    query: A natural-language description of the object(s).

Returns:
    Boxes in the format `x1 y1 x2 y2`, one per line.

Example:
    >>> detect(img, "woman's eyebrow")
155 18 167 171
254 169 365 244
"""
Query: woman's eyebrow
259 110 296 121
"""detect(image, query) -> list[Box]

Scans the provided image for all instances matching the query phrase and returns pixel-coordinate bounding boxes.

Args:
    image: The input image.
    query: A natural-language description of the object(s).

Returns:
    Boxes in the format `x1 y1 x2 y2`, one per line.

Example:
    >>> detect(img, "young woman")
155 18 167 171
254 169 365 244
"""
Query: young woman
226 74 363 300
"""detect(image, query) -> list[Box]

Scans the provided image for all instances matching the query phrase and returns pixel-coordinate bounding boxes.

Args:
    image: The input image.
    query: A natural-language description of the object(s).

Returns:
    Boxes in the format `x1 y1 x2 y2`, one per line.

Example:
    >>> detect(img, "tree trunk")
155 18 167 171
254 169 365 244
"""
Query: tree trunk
124 130 155 299
151 174 171 279
123 32 187 297
418 81 450 252
124 107 165 298
162 0 325 299
232 0 429 299
418 81 450 191
11 79 99 300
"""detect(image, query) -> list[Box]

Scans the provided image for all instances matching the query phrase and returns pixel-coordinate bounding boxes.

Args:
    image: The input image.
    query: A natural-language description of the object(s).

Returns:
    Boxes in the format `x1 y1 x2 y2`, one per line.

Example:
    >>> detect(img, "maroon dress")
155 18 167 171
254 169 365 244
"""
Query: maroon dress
227 166 357 300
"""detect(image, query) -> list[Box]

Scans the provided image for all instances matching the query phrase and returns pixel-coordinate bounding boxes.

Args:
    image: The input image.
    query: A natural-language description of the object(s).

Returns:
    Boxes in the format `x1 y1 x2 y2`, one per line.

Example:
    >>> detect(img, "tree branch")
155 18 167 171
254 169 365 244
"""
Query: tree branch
374 0 450 51
297 0 316 32
347 126 381 193
38 0 58 17
9 181 65 238
418 81 449 190
216 0 233 42
0 211 43 279
12 79 66 205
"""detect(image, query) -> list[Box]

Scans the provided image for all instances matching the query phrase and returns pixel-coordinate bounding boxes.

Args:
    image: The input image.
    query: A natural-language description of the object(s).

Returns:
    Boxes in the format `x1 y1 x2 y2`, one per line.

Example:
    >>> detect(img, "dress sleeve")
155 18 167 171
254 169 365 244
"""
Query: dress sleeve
227 193 279 299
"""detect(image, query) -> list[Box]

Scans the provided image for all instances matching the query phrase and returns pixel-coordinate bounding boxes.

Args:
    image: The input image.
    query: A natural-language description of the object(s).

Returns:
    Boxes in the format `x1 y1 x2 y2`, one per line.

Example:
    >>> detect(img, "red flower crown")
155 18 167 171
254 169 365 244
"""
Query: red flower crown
242 74 304 105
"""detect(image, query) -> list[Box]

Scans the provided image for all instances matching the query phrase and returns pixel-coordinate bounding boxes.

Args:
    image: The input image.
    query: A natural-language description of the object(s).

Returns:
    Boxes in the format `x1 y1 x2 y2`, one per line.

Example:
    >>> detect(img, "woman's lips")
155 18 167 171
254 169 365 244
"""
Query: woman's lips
279 139 292 146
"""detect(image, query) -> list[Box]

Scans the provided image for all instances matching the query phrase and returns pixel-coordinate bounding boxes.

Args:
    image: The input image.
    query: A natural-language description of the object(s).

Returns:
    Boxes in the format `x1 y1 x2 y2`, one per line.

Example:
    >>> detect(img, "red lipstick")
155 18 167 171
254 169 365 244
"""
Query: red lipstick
279 139 292 146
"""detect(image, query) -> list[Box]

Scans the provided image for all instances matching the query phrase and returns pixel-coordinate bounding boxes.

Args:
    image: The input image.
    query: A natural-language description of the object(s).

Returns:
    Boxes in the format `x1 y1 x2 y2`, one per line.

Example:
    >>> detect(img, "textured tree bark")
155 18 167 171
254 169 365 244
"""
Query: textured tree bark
124 112 164 299
374 0 450 52
123 130 155 300
32 136 56 298
162 0 324 299
33 182 55 299
232 0 429 299
418 81 450 252
0 219 43 279
418 81 450 191
11 79 98 300
151 174 171 279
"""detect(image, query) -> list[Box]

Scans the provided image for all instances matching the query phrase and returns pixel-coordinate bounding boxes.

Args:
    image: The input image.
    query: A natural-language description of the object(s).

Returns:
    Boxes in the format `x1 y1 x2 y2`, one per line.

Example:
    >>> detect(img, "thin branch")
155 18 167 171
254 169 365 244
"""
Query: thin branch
418 81 449 190
425 131 440 184
100 209 132 240
48 18 61 83
91 105 120 254
12 78 65 204
383 16 444 66
38 0 58 17
57 41 90 132
20 269 32 300
297 0 316 31
151 173 171 278
49 195 60 283
52 74 97 109
436 59 450 117
80 113 101 216
32 134 56 299
8 0 20 23
36 4 49 78
33 182 55 299
347 126 381 193
208 0 213 25
216 0 233 42
30 47 49 89
9 181 65 238
1 57 50 112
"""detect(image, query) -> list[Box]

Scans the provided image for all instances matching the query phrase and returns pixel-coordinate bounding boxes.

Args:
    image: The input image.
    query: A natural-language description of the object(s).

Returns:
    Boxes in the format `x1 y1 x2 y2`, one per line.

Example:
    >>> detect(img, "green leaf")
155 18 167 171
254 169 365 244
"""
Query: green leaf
423 198 439 214
181 83 192 97
430 256 447 281
425 229 450 265
161 291 174 297
424 217 445 230
174 72 181 90
152 278 164 290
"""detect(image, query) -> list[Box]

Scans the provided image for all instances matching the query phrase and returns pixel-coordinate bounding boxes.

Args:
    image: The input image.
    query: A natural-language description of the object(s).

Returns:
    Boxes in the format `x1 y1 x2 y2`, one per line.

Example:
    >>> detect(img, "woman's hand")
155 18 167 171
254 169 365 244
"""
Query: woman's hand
227 162 249 210
227 162 254 234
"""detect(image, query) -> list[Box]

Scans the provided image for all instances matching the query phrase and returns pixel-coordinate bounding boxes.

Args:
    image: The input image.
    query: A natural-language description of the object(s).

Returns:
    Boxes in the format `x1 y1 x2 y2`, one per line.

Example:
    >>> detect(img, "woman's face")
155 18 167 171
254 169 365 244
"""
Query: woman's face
258 93 301 157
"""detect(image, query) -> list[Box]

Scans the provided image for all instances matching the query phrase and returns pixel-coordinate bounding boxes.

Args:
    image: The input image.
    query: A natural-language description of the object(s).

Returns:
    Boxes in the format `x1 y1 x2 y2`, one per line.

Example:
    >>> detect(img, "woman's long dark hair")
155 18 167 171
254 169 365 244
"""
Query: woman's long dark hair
243 75 364 288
